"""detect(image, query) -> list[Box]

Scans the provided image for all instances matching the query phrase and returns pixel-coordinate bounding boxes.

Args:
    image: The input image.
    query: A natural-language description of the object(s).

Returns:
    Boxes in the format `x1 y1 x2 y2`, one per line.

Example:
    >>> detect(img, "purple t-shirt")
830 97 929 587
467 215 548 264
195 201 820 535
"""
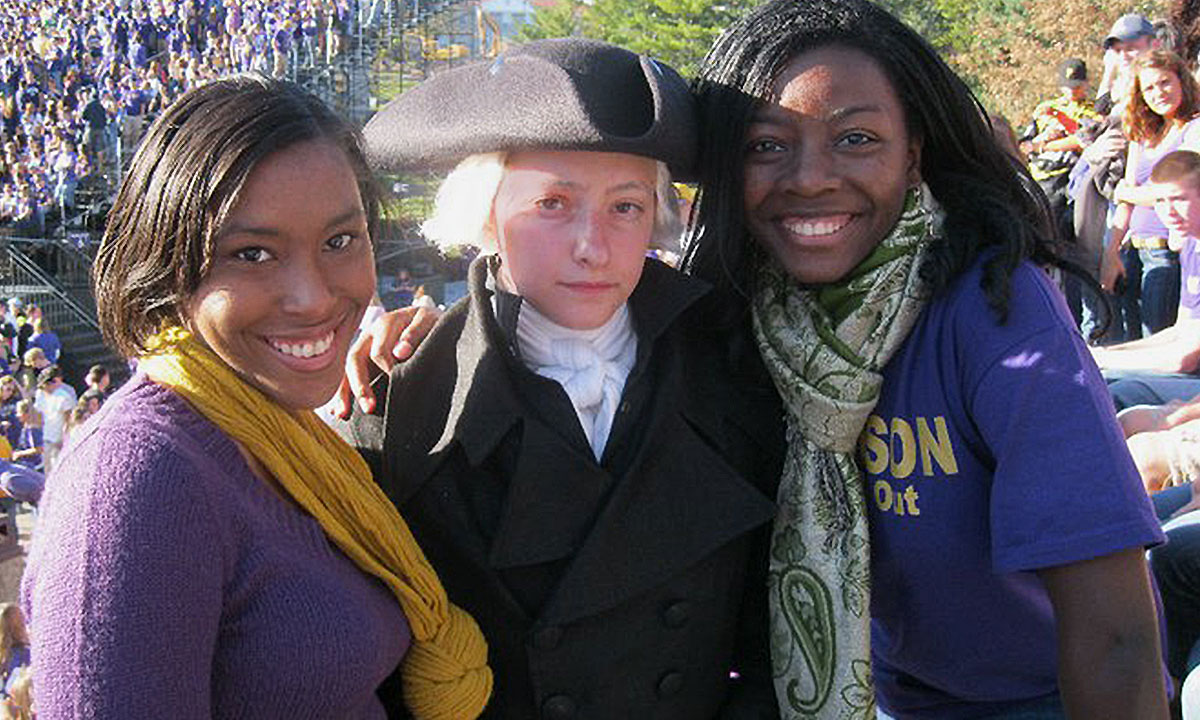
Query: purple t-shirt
862 259 1164 718
1131 119 1200 242
1178 235 1200 320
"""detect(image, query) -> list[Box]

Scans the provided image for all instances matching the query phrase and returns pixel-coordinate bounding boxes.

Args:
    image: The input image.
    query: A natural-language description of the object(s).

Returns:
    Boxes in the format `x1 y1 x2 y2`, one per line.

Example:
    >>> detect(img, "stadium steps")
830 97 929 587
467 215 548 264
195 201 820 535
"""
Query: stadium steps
0 237 126 390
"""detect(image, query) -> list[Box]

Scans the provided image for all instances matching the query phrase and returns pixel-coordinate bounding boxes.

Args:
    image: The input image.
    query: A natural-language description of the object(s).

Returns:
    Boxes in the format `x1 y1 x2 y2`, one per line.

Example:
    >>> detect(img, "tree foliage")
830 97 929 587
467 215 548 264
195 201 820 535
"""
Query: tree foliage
918 0 1167 124
516 0 760 77
518 0 1173 123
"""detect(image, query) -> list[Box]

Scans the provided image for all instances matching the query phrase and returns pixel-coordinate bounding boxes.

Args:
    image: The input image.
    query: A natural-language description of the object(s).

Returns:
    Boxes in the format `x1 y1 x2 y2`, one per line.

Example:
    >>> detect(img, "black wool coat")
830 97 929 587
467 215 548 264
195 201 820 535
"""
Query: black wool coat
339 257 785 720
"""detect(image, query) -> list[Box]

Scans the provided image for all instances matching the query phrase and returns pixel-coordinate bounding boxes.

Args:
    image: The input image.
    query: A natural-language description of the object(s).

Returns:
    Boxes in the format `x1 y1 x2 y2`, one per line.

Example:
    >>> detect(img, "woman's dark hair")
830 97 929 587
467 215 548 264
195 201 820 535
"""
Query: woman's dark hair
682 0 1071 327
93 74 381 358
1125 50 1200 143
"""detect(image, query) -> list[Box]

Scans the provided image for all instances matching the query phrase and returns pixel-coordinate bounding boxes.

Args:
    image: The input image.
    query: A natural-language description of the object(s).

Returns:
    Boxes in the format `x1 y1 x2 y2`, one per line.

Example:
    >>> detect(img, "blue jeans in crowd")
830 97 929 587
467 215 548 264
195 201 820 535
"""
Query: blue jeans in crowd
1151 486 1200 719
1109 246 1144 343
1106 371 1200 412
1140 247 1182 337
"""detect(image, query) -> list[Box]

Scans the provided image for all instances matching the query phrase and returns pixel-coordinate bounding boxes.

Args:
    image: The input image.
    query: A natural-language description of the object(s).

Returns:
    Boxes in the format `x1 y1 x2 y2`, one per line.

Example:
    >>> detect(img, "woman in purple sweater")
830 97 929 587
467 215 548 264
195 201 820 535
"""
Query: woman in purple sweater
21 76 490 719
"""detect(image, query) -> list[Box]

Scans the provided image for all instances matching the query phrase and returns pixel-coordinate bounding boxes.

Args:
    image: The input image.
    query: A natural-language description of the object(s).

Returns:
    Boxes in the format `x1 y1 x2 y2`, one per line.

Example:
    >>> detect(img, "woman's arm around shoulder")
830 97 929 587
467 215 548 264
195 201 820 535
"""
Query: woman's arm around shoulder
21 418 227 719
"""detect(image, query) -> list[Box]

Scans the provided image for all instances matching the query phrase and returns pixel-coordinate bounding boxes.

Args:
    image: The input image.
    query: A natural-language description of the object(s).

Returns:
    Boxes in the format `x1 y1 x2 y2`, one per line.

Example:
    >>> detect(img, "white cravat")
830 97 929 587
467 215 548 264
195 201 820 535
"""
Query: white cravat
515 303 637 460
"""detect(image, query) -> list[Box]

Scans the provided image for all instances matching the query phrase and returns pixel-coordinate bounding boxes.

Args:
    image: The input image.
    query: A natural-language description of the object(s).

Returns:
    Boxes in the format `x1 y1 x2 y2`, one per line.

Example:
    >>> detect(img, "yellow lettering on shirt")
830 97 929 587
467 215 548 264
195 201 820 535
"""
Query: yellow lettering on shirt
889 418 917 479
861 415 889 475
859 413 960 519
916 416 958 477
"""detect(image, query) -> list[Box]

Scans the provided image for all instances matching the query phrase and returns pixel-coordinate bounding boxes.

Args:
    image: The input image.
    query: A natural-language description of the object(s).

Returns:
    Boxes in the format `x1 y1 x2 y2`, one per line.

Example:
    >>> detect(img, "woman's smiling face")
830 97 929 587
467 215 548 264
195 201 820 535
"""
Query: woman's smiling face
184 139 376 411
1139 66 1184 120
742 44 922 285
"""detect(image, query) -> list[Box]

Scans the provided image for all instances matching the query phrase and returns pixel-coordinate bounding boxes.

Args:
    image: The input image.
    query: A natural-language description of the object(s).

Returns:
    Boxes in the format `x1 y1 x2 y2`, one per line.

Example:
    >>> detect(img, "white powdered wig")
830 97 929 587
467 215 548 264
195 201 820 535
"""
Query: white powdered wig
420 152 508 252
421 152 682 253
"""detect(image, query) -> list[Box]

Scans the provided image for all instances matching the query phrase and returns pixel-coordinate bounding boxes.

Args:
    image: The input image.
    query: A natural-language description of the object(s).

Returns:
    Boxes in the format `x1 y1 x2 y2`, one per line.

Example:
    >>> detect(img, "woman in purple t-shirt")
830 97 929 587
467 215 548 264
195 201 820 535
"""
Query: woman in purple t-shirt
683 1 1169 718
1105 51 1200 336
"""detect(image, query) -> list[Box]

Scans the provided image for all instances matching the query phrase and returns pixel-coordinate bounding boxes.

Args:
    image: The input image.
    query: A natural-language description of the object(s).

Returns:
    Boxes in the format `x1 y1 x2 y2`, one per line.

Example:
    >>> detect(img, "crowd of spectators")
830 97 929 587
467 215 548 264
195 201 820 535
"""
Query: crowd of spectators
1011 10 1200 716
0 0 357 235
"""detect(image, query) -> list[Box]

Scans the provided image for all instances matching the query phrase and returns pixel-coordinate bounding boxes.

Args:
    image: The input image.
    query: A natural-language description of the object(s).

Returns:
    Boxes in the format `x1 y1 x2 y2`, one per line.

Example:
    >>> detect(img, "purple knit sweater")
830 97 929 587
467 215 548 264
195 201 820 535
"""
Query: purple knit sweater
21 374 411 719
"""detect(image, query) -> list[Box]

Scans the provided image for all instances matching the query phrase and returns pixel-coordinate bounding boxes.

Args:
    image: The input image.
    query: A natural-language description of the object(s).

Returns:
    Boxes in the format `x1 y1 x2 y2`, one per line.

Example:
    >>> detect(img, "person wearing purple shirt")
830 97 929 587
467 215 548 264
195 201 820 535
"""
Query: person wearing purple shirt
1105 151 1200 414
686 1 1169 717
28 319 60 364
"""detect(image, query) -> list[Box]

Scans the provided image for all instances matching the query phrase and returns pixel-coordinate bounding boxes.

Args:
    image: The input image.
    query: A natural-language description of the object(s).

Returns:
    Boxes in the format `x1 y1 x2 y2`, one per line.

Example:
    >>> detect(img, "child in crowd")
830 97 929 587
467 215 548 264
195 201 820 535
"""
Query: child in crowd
11 402 41 473
0 605 29 702
84 364 109 397
15 350 44 400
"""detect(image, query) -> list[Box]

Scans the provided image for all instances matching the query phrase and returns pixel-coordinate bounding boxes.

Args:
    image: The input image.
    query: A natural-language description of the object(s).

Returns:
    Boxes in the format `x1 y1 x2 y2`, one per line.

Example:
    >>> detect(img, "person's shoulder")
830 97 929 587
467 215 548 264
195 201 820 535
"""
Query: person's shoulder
932 255 1069 342
64 374 240 484
39 380 239 551
1181 115 1200 147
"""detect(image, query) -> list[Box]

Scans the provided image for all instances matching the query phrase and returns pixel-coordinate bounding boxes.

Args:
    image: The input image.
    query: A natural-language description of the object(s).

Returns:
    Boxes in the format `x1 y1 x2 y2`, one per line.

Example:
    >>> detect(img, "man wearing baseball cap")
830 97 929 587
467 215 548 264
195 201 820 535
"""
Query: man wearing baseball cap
1098 12 1158 113
1020 58 1102 252
1022 59 1101 178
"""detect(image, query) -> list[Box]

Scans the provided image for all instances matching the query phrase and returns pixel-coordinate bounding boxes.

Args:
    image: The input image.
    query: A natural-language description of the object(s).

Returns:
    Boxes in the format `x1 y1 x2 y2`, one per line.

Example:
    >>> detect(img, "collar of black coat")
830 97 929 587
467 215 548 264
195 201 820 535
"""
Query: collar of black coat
428 253 711 465
381 253 776 624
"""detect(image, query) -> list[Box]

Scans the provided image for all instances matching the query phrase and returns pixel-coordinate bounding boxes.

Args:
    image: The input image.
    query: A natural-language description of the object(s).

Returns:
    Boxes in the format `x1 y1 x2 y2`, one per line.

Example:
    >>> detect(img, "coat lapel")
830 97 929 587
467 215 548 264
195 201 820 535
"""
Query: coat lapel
488 422 613 569
384 256 779 627
540 333 778 625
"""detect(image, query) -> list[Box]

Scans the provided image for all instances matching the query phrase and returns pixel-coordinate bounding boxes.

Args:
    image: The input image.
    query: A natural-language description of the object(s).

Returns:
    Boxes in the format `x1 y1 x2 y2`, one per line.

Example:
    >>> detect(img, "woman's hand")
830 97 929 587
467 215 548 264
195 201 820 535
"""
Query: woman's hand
1168 482 1200 520
332 300 442 418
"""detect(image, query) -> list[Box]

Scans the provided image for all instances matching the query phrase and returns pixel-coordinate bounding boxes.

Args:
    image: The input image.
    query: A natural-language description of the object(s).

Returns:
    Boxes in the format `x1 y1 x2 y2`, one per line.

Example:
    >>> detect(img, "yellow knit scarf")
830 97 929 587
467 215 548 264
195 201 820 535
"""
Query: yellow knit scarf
140 328 492 719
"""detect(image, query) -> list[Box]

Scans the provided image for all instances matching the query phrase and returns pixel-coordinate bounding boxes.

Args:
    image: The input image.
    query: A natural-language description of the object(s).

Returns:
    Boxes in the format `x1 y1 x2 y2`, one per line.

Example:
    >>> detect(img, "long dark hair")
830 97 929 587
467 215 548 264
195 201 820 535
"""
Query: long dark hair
682 0 1071 327
93 74 380 358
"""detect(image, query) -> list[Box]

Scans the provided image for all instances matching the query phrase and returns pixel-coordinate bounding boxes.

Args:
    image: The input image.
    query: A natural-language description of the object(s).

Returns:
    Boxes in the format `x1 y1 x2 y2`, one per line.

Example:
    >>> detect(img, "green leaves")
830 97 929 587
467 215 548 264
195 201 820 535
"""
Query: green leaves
517 0 761 78
517 0 1171 121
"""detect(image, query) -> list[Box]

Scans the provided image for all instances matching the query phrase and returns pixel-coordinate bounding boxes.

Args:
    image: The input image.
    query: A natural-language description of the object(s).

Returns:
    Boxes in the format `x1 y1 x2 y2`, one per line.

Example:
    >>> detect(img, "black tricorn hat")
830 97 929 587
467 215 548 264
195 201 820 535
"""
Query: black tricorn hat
364 38 698 180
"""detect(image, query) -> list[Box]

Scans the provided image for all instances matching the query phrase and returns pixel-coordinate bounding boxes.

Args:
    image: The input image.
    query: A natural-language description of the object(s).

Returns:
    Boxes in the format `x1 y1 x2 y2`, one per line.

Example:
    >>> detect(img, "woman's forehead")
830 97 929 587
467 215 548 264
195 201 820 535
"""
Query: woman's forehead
759 46 903 121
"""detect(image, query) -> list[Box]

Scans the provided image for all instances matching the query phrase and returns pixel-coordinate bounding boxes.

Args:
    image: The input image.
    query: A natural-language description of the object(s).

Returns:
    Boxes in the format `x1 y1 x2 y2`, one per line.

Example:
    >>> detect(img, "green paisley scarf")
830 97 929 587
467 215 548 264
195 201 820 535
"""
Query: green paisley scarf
753 183 942 720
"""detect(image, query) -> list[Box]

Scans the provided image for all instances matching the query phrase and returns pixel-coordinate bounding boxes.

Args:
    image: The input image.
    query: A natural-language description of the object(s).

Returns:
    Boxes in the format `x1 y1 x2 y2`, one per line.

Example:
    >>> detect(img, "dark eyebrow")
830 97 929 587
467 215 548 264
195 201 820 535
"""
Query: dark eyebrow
217 207 366 240
750 103 886 124
828 104 884 122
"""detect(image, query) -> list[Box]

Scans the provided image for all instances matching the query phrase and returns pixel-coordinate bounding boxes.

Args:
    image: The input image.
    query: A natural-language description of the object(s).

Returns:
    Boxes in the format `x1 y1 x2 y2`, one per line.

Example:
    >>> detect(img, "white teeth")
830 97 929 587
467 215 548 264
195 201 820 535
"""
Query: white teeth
784 216 850 238
271 332 334 359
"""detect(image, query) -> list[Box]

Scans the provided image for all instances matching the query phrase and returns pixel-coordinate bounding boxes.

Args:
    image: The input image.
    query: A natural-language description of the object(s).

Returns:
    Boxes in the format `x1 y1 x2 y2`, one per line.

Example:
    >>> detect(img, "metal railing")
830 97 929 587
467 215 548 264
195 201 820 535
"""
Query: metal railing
0 241 100 335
